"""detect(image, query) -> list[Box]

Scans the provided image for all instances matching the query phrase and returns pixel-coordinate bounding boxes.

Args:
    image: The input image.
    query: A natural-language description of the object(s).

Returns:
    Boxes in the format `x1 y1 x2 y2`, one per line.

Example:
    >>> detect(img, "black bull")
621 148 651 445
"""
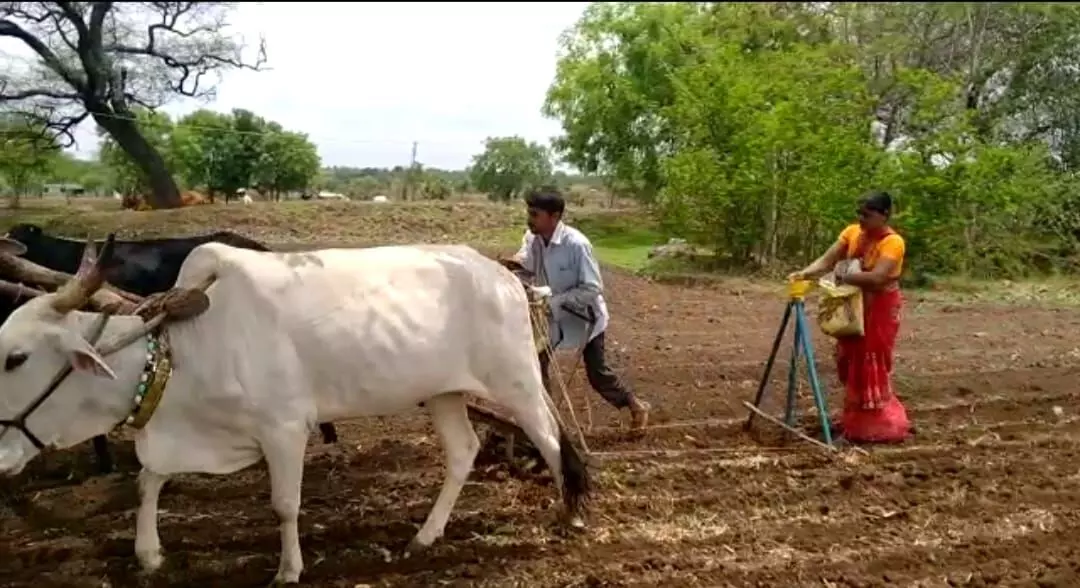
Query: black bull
0 223 340 474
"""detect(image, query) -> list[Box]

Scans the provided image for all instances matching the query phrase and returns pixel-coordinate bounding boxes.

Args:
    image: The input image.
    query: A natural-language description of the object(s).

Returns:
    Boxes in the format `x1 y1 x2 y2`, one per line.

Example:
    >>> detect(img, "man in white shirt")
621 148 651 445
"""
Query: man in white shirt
513 188 650 431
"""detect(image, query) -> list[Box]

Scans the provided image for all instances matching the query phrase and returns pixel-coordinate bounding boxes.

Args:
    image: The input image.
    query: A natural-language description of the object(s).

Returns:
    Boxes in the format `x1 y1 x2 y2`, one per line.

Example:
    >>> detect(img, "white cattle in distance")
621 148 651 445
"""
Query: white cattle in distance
235 188 255 204
0 237 590 584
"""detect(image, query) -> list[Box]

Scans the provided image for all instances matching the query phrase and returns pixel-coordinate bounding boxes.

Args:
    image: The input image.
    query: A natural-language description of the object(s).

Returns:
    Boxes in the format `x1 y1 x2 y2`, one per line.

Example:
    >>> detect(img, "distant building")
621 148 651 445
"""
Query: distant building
43 183 85 197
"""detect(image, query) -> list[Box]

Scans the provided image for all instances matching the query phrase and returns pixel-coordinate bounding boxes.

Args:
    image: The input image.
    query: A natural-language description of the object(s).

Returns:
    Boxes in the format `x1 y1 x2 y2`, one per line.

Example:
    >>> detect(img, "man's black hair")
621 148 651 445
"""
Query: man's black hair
859 190 893 216
525 187 565 216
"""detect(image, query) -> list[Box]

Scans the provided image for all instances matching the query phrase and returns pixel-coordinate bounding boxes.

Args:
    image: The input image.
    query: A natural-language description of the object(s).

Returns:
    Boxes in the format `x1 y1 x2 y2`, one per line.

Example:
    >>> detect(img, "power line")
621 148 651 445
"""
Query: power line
0 108 527 148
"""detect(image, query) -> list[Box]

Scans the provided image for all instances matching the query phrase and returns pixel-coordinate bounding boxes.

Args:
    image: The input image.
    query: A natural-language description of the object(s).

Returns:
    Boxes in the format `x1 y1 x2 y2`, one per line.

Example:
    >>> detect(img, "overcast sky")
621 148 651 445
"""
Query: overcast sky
3 2 590 170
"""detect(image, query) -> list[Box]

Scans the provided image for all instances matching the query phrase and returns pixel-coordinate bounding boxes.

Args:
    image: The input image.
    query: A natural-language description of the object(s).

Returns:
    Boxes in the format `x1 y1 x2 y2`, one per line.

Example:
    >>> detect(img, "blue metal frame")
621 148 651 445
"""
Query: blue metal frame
745 297 833 445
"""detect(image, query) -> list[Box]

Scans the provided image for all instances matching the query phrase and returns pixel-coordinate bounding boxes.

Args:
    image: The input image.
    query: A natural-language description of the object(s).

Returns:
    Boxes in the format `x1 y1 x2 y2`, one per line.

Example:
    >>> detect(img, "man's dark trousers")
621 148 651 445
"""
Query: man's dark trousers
538 332 632 408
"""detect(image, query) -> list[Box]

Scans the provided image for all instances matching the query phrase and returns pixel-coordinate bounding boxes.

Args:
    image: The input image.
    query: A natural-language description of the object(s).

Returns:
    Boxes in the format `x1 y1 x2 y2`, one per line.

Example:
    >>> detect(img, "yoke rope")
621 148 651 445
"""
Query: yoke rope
96 276 216 357
528 294 592 454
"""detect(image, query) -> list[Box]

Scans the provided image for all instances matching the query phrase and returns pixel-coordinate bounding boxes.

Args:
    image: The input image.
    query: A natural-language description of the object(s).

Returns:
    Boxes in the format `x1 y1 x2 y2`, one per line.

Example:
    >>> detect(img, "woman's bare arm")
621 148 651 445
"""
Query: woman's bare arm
792 240 846 280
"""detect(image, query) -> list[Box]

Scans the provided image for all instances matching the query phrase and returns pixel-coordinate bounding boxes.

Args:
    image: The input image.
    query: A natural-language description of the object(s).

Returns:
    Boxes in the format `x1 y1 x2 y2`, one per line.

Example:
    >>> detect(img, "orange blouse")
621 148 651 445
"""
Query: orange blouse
838 224 904 279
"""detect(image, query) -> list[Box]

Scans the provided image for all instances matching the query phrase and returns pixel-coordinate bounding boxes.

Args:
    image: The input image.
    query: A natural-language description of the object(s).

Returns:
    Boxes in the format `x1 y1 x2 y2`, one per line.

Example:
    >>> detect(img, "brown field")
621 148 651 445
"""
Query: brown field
2 202 1080 587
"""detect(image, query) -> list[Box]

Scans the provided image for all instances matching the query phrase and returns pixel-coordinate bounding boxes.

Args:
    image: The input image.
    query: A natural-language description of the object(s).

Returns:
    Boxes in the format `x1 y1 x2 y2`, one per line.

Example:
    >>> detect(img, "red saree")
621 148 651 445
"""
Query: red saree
834 228 911 444
835 288 910 443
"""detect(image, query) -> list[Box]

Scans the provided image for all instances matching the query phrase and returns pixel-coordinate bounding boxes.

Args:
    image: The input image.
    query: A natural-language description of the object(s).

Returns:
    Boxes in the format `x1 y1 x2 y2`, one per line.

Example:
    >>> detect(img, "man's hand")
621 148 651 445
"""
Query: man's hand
498 257 529 274
553 294 594 323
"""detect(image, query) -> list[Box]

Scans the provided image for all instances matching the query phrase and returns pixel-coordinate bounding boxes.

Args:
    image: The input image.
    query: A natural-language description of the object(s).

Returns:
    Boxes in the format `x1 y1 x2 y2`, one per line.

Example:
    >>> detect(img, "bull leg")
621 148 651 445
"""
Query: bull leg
407 392 479 553
135 468 169 573
317 422 338 444
504 390 587 528
261 424 308 584
92 435 114 473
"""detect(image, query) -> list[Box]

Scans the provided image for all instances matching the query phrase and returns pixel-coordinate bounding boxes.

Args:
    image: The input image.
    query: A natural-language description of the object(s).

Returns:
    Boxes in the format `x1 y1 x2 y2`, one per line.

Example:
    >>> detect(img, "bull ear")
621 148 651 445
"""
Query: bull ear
0 237 27 257
46 330 116 380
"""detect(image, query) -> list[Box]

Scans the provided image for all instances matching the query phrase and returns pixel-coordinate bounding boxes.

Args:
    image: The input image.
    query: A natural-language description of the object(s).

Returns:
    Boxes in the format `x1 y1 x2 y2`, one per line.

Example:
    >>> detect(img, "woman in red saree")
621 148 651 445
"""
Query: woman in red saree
789 191 911 444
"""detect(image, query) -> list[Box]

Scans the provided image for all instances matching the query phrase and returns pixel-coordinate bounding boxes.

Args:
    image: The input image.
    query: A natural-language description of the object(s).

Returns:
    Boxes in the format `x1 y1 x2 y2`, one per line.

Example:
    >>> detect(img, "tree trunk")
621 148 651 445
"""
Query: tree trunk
94 114 182 209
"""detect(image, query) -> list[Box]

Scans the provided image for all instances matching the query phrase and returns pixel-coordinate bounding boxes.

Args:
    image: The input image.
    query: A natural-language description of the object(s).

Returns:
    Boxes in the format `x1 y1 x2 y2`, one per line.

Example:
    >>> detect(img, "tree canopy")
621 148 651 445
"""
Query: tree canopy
541 2 1080 277
98 107 321 202
469 136 553 202
0 2 265 208
0 113 63 204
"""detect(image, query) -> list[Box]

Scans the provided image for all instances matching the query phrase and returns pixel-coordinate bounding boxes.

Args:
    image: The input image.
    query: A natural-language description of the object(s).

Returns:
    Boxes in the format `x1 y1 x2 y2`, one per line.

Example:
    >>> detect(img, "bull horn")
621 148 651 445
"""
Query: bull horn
0 236 27 257
50 234 117 314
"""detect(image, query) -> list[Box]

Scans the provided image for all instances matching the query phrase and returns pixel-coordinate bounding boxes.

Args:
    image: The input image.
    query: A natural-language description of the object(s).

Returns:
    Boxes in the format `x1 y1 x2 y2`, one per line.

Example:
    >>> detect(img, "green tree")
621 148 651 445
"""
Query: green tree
824 2 1080 275
171 109 255 202
50 154 108 193
169 109 320 202
0 114 60 206
661 29 878 265
469 136 552 201
224 109 269 201
254 128 321 200
420 175 452 200
542 2 1080 277
0 3 265 208
544 3 829 203
827 3 1080 152
170 109 231 201
98 109 178 196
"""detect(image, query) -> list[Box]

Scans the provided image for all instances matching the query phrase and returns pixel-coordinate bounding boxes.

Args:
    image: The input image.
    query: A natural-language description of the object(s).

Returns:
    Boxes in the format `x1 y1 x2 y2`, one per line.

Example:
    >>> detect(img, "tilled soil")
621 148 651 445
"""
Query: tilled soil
3 269 1080 587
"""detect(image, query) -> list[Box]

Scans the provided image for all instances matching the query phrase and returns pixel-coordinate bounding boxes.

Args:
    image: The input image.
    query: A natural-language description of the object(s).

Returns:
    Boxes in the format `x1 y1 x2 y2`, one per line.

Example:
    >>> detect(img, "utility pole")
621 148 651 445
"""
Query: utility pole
403 140 418 201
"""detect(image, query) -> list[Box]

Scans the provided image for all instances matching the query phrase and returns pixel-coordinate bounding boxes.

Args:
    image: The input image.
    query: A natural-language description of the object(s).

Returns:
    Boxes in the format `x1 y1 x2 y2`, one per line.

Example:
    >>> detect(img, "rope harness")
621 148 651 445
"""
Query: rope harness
514 266 594 455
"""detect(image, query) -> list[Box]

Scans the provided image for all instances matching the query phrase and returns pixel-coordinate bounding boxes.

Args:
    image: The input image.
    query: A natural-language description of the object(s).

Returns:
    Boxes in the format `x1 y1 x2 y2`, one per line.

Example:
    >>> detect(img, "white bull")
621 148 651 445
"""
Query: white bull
0 237 590 584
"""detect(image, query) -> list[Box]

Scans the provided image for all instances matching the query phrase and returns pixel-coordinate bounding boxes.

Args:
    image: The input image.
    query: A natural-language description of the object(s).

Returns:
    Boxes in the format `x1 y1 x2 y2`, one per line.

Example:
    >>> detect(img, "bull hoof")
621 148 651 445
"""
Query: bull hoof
269 572 300 586
136 549 164 574
556 513 588 535
403 537 431 558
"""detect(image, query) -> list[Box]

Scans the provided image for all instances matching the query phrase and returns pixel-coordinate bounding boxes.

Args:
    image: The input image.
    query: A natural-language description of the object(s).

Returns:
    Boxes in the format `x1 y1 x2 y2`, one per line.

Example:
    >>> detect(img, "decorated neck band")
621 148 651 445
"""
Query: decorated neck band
125 328 173 429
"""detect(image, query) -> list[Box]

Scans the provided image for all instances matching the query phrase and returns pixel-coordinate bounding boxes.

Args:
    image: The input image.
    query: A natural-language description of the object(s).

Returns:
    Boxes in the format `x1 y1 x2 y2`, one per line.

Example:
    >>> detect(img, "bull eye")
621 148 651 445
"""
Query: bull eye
4 351 28 372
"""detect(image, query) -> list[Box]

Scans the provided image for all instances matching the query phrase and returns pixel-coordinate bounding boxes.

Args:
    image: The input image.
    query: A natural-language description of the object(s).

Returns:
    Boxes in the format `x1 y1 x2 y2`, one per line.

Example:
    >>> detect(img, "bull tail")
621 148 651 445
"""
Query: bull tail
535 374 591 514
558 420 591 516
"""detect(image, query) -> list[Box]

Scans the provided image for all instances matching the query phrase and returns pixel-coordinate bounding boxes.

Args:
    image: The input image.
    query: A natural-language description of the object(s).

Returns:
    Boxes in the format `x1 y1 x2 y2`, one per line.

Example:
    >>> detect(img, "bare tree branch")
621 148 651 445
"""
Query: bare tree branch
7 106 89 148
106 3 266 99
54 2 88 41
0 84 78 101
0 13 86 91
87 2 112 47
0 2 267 208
